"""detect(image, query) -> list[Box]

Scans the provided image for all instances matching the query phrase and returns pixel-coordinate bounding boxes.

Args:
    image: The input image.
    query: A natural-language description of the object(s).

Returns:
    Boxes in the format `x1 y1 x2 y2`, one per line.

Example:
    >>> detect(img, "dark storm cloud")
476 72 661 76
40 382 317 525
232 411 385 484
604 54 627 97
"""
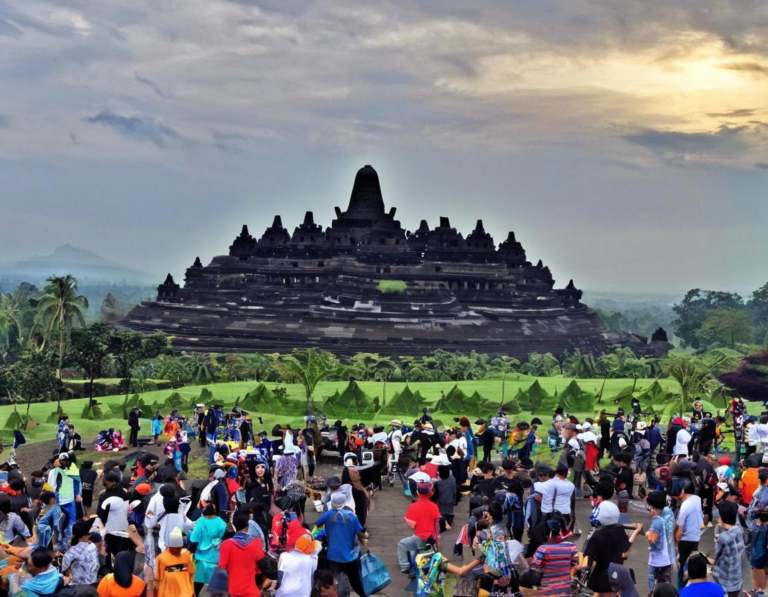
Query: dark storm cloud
756 162 768 170
82 110 179 147
622 125 751 156
134 72 172 99
720 62 768 76
706 108 757 118
3 0 768 294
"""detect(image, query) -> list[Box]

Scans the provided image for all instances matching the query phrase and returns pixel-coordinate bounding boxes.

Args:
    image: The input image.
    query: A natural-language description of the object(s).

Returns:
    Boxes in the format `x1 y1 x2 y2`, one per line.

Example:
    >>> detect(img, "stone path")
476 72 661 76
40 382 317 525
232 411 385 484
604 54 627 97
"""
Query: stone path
309 464 722 597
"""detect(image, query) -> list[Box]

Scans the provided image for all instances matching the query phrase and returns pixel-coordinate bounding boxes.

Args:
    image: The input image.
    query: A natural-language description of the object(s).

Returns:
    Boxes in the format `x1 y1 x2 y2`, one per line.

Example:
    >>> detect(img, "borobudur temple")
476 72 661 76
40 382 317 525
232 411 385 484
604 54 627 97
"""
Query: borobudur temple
123 165 670 358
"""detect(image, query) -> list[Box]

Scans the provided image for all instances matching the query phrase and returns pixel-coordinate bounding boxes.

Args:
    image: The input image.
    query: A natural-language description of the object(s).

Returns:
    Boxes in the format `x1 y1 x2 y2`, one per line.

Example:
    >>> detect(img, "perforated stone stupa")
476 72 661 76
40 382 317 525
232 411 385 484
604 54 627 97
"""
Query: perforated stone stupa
123 166 668 358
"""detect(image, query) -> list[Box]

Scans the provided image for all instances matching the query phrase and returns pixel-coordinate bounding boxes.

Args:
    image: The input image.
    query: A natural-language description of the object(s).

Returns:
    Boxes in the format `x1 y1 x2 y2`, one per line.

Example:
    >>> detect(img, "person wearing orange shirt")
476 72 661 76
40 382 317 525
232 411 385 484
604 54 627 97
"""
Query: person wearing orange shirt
155 527 195 597
97 551 145 597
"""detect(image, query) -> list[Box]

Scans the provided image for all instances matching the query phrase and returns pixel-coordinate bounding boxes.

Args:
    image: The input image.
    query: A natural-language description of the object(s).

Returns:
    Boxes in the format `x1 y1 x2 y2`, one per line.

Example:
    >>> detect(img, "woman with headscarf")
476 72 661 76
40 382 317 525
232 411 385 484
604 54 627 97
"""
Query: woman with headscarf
245 461 272 506
189 503 226 597
155 495 195 553
341 452 369 531
97 551 145 597
698 412 717 456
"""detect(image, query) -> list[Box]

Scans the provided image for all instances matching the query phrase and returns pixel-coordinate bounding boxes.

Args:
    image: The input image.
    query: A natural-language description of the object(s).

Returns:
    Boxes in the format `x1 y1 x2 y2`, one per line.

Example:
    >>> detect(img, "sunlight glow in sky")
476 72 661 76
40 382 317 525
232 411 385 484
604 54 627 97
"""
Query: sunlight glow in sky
0 0 766 293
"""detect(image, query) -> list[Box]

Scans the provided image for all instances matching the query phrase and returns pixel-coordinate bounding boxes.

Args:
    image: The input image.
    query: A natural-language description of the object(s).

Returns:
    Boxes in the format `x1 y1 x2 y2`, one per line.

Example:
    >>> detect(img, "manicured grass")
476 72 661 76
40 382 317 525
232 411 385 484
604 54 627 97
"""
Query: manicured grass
1 376 680 447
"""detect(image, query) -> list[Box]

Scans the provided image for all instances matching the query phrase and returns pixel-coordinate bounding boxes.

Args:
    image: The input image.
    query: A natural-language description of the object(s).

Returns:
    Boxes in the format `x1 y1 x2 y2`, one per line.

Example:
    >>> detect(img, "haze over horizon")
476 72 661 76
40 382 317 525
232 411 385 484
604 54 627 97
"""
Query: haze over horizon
1 1 767 295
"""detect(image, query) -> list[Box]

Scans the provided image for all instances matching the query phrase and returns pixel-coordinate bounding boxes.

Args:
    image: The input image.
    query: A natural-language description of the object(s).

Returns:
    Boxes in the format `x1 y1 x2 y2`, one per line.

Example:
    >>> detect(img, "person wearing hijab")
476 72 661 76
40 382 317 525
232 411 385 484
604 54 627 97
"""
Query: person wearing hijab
341 452 369 530
189 503 226 597
97 551 146 597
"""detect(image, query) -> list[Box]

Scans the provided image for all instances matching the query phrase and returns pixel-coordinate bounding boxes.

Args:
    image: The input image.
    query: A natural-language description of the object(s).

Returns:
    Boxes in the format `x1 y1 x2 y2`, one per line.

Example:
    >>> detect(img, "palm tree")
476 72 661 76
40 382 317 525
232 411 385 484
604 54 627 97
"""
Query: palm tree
183 352 217 384
662 353 726 416
275 348 342 415
0 291 28 350
373 357 396 406
35 275 88 409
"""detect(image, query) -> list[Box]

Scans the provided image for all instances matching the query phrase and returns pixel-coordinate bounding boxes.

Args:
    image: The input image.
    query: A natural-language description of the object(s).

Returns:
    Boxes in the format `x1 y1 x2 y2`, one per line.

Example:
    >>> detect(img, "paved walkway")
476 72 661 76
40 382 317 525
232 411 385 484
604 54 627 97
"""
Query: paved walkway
310 461 721 597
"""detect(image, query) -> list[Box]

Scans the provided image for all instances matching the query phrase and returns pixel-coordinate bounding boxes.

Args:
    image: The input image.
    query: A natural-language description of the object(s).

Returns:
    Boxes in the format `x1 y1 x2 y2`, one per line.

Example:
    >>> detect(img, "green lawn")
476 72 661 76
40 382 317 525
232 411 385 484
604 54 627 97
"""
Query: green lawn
2 376 681 447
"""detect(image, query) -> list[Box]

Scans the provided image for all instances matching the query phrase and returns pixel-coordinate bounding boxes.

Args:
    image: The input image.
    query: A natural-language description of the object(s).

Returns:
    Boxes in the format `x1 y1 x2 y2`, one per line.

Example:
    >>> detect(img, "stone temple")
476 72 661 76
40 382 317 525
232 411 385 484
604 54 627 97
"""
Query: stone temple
123 165 669 358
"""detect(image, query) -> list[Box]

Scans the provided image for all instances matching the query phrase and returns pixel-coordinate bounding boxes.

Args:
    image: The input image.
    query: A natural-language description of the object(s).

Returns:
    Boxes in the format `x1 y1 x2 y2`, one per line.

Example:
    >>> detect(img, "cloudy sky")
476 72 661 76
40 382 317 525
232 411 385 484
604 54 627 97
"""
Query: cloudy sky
1 0 767 294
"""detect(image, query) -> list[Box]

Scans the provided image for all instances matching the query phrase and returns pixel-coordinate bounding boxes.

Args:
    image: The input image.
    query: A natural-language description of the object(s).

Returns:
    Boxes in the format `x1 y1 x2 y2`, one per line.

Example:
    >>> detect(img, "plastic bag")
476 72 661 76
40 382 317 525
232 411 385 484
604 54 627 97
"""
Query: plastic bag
359 551 391 595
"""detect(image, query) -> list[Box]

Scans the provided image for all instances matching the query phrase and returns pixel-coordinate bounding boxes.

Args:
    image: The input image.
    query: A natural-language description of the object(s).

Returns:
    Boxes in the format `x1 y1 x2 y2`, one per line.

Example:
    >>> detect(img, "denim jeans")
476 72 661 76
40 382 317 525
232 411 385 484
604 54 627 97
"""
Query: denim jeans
397 535 427 571
59 501 76 549
206 432 217 463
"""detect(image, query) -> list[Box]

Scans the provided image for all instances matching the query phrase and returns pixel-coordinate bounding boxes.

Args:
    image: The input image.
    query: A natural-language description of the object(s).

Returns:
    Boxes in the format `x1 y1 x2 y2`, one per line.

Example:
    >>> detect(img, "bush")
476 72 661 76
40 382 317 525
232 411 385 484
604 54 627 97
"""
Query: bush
378 280 407 294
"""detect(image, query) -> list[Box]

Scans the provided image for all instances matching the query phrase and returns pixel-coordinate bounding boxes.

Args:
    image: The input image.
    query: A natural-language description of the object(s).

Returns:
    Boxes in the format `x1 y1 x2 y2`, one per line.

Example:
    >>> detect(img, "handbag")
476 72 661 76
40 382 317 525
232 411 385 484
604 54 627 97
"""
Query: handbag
358 551 392 595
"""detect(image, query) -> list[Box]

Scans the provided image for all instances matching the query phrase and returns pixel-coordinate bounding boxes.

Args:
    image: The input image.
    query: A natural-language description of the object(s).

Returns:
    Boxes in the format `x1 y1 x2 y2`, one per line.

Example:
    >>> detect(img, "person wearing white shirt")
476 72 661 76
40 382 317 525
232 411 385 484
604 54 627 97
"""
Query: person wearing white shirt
276 534 320 597
537 464 575 516
673 427 692 456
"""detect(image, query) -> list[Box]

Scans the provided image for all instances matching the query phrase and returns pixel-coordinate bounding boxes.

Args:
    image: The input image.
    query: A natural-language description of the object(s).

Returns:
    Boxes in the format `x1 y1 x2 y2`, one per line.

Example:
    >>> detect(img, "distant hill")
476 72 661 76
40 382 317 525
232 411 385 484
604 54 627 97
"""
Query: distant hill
1 244 155 283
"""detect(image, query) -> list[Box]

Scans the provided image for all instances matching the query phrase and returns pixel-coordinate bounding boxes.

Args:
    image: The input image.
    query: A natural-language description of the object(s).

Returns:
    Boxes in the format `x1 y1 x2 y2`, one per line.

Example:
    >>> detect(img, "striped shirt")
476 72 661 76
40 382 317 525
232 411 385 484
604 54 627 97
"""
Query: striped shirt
712 525 745 592
532 542 578 596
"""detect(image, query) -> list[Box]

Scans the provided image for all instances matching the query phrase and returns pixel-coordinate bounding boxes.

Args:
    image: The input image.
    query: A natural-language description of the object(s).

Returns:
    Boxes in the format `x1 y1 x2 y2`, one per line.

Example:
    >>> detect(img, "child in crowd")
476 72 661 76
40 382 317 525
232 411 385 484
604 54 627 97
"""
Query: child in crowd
151 415 163 445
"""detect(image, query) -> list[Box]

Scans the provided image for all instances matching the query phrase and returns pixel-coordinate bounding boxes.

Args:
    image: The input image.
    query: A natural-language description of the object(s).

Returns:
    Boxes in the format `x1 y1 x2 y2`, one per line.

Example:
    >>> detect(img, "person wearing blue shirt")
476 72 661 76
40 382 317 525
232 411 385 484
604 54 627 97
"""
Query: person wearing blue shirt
459 417 476 470
678 553 726 597
316 493 368 597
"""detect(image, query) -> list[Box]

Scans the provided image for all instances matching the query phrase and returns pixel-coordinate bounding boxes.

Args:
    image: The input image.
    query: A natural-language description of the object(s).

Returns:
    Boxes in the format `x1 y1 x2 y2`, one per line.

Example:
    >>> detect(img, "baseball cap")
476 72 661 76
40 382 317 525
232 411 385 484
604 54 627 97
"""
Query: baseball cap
594 501 621 527
417 482 434 495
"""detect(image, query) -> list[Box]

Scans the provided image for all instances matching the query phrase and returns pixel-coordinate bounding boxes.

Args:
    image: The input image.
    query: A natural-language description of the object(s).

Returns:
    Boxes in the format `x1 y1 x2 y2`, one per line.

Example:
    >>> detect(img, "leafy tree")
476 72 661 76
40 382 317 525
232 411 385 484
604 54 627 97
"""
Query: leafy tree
100 293 121 323
68 323 113 418
748 282 768 341
719 348 768 402
275 348 343 415
109 331 168 416
520 352 560 377
563 349 596 378
697 309 753 348
239 353 276 381
154 354 192 386
672 289 744 349
7 350 62 428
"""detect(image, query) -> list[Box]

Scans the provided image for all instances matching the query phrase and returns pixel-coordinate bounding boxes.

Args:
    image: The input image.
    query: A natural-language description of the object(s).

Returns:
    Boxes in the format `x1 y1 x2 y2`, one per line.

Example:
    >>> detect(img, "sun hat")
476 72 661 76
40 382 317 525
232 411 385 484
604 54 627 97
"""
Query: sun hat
389 419 403 427
636 421 647 431
331 493 347 509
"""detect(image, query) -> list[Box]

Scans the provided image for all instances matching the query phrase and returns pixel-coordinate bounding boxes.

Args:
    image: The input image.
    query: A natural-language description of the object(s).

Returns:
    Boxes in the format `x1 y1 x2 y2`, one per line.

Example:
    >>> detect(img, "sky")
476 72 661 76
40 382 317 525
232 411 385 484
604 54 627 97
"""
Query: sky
1 0 767 294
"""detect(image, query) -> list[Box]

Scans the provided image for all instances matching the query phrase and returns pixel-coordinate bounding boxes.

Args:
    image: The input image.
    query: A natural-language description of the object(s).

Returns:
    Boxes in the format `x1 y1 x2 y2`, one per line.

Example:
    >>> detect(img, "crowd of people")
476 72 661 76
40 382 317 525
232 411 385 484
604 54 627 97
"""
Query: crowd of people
0 394 763 597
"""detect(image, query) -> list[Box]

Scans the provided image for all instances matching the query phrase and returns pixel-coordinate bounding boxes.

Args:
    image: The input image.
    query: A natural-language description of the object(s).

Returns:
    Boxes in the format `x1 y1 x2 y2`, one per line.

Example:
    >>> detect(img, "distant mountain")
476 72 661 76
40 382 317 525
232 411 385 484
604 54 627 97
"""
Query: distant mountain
2 244 155 283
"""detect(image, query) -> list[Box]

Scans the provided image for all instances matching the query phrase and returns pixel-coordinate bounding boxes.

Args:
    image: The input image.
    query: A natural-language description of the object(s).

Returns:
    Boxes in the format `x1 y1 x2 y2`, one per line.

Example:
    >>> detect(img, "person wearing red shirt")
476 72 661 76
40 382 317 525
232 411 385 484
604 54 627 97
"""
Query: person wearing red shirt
218 511 267 597
397 482 448 574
